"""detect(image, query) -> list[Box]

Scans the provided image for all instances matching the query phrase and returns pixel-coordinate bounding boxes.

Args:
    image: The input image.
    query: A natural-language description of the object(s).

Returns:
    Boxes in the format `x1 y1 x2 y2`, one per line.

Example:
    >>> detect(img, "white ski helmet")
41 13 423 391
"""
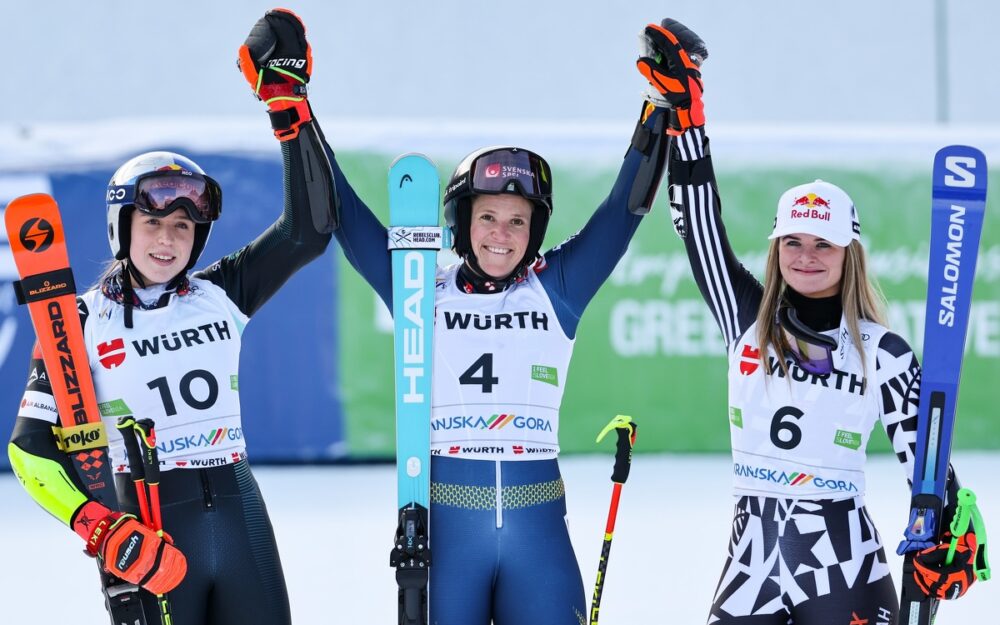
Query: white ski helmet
106 151 222 271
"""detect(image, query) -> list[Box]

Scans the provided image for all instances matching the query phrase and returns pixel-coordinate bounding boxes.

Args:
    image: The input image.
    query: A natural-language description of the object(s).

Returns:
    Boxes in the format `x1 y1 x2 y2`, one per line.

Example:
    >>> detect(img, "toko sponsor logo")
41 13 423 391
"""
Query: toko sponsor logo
157 427 243 454
734 462 859 493
432 414 553 432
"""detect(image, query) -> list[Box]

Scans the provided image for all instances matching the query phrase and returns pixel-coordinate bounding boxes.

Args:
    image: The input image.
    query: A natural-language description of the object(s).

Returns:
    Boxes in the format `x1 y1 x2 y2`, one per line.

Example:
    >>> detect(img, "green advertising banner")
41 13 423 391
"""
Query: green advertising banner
337 153 999 457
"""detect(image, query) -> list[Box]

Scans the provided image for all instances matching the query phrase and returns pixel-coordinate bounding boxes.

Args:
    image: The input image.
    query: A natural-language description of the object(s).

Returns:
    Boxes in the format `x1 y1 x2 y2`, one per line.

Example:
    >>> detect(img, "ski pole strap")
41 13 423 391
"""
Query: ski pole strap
387 226 444 250
12 267 76 304
596 415 637 484
946 487 991 581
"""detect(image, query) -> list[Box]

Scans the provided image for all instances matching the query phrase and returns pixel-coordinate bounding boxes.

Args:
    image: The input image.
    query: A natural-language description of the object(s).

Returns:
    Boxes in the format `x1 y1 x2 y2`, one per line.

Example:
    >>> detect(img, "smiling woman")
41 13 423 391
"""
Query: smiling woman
656 23 988 622
468 194 532 279
7 21 339 619
128 210 196 285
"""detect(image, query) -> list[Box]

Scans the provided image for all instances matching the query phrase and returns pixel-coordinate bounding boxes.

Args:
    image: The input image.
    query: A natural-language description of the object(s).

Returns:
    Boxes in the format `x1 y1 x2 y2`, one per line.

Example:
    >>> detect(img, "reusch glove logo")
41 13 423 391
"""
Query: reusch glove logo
116 532 144 572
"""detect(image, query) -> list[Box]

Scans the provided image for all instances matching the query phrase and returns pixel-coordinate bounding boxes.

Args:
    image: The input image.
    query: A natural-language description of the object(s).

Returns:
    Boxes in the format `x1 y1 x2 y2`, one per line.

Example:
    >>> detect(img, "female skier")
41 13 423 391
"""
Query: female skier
8 10 337 622
640 18 985 624
234 9 691 625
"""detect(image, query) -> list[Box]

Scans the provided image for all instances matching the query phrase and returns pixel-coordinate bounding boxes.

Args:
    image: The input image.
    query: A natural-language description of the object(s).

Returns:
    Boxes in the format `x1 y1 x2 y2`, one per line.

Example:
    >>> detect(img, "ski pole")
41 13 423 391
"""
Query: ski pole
589 415 637 625
116 416 152 526
946 488 991 581
131 418 174 625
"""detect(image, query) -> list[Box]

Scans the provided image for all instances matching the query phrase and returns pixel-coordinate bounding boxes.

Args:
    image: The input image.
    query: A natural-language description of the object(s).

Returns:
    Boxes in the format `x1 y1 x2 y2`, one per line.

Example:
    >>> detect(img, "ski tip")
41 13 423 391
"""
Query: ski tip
389 152 437 170
4 192 58 216
933 145 988 197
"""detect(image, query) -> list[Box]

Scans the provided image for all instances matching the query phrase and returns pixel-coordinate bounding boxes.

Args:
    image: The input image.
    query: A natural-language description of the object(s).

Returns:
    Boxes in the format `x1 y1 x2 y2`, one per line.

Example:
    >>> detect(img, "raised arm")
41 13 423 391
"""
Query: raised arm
198 9 337 316
538 20 714 336
639 19 762 349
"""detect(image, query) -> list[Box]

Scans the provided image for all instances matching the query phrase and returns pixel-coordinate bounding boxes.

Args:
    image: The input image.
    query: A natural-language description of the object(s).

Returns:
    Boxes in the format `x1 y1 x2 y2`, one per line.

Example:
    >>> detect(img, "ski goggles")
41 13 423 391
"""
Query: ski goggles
463 148 552 206
775 304 837 375
108 170 222 224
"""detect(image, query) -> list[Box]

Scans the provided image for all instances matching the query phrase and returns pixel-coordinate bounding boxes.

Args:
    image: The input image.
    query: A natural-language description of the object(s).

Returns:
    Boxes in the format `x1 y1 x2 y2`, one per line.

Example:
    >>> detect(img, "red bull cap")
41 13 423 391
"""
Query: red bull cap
768 179 860 247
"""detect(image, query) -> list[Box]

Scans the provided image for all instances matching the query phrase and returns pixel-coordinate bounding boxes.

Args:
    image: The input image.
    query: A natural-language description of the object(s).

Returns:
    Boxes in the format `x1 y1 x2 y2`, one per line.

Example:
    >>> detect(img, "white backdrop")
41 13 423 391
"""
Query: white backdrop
8 0 1000 126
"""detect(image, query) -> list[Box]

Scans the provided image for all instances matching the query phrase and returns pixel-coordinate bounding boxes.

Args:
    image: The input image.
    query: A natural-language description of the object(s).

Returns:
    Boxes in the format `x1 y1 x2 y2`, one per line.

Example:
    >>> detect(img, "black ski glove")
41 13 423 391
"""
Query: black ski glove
238 8 313 141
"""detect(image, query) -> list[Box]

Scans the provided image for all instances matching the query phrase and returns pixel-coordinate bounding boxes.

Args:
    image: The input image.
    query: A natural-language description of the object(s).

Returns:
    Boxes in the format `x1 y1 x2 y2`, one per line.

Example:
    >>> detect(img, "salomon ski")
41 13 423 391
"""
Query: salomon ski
897 146 988 624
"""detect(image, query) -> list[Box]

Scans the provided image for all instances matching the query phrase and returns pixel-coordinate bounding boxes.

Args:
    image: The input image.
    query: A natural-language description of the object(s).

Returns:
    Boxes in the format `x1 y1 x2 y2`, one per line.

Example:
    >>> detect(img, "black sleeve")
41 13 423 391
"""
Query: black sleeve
668 126 763 350
195 119 336 317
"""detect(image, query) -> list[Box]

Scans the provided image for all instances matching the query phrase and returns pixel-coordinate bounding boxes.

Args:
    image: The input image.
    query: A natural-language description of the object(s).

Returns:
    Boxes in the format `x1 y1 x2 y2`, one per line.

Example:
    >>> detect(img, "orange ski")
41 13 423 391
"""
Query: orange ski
5 193 116 504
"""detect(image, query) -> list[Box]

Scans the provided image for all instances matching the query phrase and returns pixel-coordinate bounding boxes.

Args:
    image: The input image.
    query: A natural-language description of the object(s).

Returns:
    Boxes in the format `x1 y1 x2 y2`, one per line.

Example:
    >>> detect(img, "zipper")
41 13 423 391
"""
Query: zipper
200 468 214 510
495 460 503 529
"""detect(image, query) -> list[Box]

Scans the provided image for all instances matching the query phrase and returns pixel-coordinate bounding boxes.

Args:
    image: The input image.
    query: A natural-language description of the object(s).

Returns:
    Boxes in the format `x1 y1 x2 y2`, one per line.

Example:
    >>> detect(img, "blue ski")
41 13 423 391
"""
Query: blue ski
387 153 440 625
897 145 988 624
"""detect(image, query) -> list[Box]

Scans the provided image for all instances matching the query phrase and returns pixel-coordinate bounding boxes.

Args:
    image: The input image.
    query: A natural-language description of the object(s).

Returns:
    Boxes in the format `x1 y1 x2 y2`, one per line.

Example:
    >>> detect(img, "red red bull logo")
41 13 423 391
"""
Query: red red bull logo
789 193 832 221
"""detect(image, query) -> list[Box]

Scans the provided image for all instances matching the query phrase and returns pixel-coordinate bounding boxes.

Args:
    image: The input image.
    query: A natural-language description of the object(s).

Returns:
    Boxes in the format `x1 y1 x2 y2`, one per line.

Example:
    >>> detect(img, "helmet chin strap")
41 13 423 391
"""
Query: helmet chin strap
458 250 536 294
119 258 189 329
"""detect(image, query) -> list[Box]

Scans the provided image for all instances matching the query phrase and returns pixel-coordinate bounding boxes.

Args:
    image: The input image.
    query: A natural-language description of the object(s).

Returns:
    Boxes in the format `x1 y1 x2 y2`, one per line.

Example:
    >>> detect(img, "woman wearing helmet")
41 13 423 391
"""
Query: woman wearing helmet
9 128 336 623
234 10 690 625
644 20 986 624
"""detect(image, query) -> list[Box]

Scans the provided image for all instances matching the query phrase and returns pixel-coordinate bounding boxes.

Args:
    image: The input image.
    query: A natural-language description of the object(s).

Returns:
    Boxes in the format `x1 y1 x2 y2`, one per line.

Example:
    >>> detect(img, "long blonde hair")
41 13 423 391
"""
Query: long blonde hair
755 239 887 379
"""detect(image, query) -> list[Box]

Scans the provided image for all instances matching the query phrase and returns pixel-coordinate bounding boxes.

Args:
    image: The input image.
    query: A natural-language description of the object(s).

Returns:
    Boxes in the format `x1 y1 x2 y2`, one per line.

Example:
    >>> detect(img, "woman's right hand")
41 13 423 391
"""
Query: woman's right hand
73 501 187 595
636 19 709 135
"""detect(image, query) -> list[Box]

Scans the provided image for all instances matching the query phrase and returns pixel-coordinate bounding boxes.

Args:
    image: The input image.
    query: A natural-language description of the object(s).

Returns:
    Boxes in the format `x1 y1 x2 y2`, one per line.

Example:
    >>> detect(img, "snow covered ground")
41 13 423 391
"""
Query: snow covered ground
1 452 997 623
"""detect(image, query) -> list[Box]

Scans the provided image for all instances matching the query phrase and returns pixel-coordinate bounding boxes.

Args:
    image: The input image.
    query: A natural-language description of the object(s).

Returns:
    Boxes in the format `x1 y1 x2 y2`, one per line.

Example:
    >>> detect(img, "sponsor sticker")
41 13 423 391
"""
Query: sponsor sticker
531 364 558 386
834 429 862 450
729 406 743 428
98 399 132 417
230 375 239 391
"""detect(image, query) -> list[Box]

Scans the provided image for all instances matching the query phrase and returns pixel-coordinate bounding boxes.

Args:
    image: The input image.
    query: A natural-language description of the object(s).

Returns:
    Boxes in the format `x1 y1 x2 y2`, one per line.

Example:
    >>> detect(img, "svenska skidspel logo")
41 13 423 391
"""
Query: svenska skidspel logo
18 218 55 253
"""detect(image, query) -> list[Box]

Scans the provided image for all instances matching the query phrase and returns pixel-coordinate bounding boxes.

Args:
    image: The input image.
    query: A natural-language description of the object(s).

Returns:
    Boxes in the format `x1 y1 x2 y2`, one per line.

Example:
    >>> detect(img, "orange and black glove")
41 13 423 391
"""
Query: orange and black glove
913 531 979 600
238 8 313 141
73 501 187 595
636 19 708 136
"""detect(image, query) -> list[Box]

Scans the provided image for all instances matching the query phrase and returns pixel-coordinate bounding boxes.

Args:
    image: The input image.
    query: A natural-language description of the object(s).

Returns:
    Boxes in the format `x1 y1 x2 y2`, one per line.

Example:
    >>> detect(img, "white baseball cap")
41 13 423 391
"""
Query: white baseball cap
768 179 860 247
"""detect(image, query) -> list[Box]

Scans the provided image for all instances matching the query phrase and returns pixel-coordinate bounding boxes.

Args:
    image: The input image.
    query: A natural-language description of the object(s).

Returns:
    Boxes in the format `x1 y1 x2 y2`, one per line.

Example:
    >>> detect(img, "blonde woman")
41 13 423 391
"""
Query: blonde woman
639 19 983 624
